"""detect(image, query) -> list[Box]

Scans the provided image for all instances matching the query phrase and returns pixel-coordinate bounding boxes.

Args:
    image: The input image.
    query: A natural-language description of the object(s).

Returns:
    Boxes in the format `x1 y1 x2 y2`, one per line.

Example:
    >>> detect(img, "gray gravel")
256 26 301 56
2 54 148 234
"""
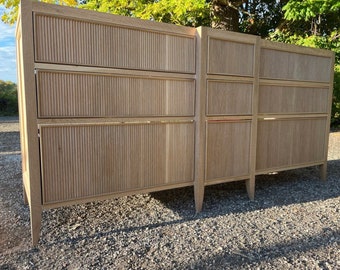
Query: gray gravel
0 117 339 269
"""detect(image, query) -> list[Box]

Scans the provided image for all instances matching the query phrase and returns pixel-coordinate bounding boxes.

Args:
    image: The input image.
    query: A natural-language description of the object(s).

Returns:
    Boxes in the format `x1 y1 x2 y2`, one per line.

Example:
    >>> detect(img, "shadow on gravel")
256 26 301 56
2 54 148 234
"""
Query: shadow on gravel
151 160 340 217
12 224 340 269
187 228 339 269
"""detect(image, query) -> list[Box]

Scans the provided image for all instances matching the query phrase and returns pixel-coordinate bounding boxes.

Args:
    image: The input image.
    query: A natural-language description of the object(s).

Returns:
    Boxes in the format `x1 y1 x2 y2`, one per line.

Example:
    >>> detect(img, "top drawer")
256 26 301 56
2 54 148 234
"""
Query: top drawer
33 14 196 74
260 49 332 82
207 38 254 77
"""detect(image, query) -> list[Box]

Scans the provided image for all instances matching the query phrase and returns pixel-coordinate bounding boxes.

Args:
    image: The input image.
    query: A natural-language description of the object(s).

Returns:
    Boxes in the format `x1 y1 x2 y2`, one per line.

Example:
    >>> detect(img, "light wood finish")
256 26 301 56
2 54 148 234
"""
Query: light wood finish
36 118 195 126
261 39 333 57
34 63 196 80
17 1 334 245
255 161 325 176
208 37 254 76
37 70 195 118
40 122 194 204
205 121 251 181
320 52 336 180
258 85 328 114
34 14 195 73
31 0 197 37
256 118 327 172
16 15 28 205
258 39 334 184
204 28 258 202
207 80 253 115
260 48 332 82
16 0 42 245
194 27 207 212
247 37 261 201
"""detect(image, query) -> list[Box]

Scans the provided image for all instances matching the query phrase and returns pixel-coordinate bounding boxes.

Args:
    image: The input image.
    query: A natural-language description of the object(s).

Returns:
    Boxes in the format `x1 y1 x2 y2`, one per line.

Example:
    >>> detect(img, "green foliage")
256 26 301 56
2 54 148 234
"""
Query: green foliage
0 0 19 25
0 80 18 116
80 0 147 17
81 0 284 36
281 0 340 36
81 0 211 27
332 65 340 127
283 0 340 22
140 0 210 27
237 0 286 37
0 0 77 24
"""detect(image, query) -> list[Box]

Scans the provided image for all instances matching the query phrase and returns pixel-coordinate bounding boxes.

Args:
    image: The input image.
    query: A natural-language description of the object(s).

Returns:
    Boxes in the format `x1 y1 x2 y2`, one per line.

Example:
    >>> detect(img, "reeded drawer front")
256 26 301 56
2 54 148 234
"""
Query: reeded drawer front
259 85 328 114
37 70 195 118
40 122 195 204
256 118 326 171
260 49 332 82
207 80 253 116
205 121 251 181
34 14 196 73
208 38 254 76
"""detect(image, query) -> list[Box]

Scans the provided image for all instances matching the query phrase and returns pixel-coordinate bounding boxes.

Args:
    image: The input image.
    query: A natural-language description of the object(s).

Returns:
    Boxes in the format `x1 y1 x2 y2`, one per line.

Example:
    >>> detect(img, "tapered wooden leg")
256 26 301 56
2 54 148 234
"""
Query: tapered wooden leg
30 204 42 246
23 184 28 205
246 176 255 201
319 163 327 181
194 182 204 213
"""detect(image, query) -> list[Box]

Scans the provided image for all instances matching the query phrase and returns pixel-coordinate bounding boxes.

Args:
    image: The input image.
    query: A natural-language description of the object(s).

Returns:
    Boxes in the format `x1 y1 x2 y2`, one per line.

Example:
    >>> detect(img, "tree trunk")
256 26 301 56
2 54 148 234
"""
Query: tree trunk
211 0 242 32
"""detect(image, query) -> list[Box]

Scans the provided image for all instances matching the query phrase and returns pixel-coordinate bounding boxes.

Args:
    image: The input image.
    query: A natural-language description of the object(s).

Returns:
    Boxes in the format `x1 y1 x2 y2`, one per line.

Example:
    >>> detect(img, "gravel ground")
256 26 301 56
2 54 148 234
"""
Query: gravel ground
0 117 339 269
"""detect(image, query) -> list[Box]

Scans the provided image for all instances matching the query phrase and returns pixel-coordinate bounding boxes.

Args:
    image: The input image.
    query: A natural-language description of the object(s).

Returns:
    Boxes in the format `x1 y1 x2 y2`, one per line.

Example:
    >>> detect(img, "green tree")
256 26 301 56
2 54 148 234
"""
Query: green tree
81 0 211 27
81 0 286 37
211 0 287 37
0 80 18 116
1 0 286 37
281 0 340 36
0 0 77 24
210 0 242 31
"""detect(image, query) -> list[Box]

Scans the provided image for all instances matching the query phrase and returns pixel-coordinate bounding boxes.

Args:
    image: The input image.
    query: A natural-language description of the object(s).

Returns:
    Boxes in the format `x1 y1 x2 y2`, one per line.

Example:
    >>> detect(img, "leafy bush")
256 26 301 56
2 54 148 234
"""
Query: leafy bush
0 80 18 116
332 65 340 127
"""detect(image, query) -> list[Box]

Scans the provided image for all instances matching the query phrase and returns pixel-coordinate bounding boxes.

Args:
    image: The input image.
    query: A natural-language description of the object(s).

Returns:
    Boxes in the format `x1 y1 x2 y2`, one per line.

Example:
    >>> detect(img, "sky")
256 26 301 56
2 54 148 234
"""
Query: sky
0 8 17 83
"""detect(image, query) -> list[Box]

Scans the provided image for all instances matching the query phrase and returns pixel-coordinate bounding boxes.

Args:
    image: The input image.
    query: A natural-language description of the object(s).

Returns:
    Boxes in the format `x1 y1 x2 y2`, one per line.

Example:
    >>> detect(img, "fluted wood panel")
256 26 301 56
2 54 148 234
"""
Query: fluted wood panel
207 81 252 115
206 121 251 181
37 71 195 117
208 38 254 76
34 15 195 73
40 123 194 204
256 118 326 171
259 85 328 114
260 49 332 82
